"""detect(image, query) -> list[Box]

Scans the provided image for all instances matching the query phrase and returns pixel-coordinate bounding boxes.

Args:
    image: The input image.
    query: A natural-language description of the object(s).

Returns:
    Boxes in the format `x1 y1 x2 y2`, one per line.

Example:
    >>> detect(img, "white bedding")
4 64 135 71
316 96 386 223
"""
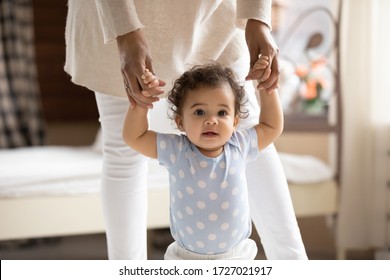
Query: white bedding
0 145 332 198
278 153 333 184
0 146 169 197
0 147 101 190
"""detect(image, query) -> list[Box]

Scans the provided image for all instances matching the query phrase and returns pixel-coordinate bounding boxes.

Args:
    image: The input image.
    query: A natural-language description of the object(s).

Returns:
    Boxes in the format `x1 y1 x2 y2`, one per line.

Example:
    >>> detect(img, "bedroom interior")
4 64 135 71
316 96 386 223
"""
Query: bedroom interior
1 0 389 260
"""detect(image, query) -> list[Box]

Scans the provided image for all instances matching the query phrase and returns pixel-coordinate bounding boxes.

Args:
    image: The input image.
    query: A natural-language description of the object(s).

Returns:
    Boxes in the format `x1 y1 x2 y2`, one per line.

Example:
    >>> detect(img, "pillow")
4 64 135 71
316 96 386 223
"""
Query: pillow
279 152 334 184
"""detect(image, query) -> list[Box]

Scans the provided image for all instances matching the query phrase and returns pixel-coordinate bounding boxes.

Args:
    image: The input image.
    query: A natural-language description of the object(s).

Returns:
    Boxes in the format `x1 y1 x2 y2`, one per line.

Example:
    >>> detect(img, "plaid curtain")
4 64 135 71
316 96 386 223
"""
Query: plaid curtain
0 0 45 148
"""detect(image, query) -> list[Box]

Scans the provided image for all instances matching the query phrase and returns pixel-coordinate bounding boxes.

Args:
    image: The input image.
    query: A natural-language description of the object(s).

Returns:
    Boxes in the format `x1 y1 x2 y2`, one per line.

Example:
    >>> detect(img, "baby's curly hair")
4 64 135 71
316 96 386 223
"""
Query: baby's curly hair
168 62 249 119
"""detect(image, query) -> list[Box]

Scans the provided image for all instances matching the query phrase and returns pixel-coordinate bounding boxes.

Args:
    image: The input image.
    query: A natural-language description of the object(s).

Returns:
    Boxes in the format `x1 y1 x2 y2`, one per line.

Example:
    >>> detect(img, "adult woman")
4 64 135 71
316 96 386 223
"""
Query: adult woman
65 0 307 260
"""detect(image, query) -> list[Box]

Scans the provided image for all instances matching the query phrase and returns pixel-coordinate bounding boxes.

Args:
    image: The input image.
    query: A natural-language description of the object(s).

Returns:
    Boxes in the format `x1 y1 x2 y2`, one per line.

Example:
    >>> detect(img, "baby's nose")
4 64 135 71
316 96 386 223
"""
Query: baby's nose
205 116 217 125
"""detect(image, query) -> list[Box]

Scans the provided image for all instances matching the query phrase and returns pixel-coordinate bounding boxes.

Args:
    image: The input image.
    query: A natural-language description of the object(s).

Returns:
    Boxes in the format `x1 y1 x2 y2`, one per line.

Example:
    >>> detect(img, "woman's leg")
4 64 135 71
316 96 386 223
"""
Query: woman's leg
237 80 307 259
95 92 149 260
246 144 308 259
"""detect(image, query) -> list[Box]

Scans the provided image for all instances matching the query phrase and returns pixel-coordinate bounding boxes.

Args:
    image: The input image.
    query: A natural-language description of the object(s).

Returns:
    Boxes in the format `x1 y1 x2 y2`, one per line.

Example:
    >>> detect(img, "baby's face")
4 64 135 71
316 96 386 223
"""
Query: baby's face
175 84 238 158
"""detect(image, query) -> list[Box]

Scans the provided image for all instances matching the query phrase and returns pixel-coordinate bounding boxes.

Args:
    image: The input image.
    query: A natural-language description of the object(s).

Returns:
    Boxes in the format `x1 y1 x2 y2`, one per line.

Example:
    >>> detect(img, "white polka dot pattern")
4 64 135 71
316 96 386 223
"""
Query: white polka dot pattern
156 128 259 254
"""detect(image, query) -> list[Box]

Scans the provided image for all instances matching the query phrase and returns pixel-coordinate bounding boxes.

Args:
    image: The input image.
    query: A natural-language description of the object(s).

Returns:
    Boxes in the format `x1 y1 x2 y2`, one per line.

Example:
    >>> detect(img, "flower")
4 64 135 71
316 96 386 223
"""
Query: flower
296 56 327 100
295 57 328 114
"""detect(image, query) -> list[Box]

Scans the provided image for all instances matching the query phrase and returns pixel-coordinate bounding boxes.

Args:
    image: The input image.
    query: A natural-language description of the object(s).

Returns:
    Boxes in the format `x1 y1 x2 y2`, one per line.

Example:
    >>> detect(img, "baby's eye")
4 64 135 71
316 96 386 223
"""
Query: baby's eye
194 109 205 116
218 110 228 116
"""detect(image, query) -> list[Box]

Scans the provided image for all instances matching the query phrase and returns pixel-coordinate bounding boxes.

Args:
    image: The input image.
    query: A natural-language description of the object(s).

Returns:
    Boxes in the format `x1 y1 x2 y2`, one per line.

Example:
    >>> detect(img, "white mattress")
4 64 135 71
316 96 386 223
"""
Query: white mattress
0 146 169 198
0 145 332 198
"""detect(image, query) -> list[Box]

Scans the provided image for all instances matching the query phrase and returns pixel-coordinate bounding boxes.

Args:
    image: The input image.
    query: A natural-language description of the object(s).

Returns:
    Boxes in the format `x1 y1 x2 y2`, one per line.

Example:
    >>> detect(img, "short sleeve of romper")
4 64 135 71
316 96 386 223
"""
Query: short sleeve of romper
156 127 259 255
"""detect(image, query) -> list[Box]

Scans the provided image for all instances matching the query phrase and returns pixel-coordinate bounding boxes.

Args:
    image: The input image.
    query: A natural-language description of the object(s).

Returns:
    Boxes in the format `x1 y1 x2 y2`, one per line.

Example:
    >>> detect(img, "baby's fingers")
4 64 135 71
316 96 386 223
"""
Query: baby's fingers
257 67 271 83
141 69 154 83
253 58 269 71
146 78 160 88
141 69 159 87
142 86 164 97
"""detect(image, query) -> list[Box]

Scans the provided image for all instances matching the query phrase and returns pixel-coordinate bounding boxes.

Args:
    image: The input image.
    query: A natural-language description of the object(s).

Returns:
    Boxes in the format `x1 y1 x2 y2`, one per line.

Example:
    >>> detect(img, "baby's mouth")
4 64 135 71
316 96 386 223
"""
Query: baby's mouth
202 131 218 136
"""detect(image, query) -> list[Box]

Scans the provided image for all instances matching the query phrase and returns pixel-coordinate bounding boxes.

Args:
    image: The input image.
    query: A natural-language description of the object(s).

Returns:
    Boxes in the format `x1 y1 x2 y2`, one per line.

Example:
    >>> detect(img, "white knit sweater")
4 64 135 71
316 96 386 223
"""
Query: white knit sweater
64 0 271 97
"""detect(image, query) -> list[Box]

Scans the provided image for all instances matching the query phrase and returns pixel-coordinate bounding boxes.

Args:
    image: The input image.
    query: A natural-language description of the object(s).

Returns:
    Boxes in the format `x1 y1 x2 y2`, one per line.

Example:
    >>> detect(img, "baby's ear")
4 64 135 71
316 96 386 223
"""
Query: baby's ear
233 115 240 130
175 116 184 131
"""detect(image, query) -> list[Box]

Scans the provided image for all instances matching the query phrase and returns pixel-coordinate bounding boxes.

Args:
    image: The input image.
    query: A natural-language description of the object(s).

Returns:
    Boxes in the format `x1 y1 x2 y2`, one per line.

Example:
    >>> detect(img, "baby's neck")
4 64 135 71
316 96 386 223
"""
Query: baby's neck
197 146 224 158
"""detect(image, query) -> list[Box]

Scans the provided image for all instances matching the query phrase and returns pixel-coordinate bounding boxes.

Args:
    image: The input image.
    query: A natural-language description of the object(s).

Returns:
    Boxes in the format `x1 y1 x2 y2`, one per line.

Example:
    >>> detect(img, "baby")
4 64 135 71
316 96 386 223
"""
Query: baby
123 56 283 259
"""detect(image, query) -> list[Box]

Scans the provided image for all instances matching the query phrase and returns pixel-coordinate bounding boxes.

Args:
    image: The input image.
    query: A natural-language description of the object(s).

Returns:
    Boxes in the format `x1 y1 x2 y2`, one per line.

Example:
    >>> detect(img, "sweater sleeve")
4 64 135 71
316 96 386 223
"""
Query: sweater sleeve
236 0 272 30
94 0 144 43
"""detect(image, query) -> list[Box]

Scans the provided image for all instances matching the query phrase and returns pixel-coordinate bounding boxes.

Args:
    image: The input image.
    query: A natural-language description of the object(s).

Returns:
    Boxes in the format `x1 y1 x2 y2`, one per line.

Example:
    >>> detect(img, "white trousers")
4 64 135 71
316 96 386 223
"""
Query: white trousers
95 89 308 260
164 239 258 260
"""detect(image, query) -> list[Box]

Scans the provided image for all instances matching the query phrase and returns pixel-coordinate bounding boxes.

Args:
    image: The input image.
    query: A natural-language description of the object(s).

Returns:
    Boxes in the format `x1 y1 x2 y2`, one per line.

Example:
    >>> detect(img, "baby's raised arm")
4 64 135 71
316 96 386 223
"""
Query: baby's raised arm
122 69 160 159
252 56 284 150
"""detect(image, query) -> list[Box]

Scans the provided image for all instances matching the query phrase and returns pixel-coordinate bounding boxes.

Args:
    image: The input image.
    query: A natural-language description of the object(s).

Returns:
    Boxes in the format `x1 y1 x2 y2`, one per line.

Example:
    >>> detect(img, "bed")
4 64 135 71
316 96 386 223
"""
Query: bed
0 143 170 240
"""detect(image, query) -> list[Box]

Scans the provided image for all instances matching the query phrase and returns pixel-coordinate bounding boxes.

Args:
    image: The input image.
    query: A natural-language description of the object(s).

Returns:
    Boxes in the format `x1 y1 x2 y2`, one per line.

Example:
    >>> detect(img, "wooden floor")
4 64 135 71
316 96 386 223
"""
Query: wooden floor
0 232 334 260
0 219 375 260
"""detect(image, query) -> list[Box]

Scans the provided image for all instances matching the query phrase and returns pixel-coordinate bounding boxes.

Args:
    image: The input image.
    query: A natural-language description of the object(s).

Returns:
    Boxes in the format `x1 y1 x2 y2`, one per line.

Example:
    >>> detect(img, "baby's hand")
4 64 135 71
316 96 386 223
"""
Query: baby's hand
141 69 162 97
252 55 270 82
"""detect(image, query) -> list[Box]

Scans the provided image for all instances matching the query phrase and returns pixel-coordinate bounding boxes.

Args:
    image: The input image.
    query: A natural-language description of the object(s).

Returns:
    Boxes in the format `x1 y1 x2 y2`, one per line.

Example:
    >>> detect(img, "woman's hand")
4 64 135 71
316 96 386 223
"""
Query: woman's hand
245 19 279 93
117 29 165 108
